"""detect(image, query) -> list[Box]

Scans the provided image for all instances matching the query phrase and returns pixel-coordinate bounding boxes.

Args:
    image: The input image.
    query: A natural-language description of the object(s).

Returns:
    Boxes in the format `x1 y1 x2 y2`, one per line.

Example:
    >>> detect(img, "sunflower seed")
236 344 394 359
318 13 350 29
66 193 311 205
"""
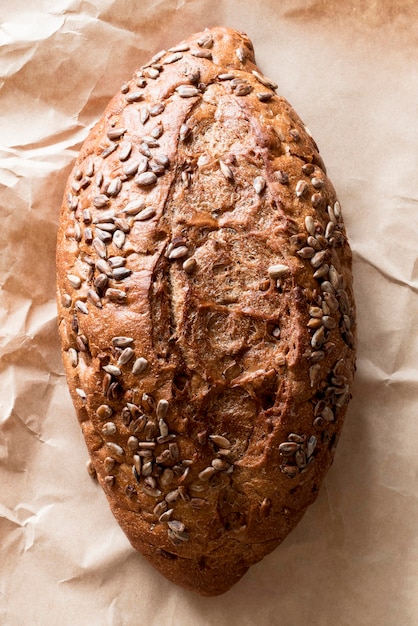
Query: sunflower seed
102 421 117 436
307 317 322 329
120 159 138 178
311 177 324 189
95 228 112 243
158 419 168 438
139 107 149 125
268 264 289 279
218 73 236 81
307 236 322 251
168 520 185 533
122 435 137 452
138 143 151 158
96 221 116 233
197 32 213 48
106 442 124 456
108 257 126 269
165 489 179 504
111 230 124 249
142 485 161 498
192 48 213 59
156 449 171 464
117 347 135 366
121 200 143 218
279 442 299 455
144 67 160 79
103 364 122 376
141 135 159 148
150 102 165 116
309 364 322 386
253 176 266 194
333 200 341 219
327 204 338 224
179 123 191 141
176 85 200 98
321 406 334 422
198 467 216 481
112 267 131 281
156 399 169 419
163 52 183 64
309 306 323 318
322 315 336 330
130 414 147 433
295 180 308 197
125 91 143 103
154 154 170 169
101 143 117 159
135 172 157 186
75 388 87 401
209 434 231 449
68 347 78 367
321 281 334 294
149 160 165 175
307 435 317 457
132 357 148 374
311 250 328 268
67 274 81 289
75 335 88 352
75 300 88 315
257 92 273 102
313 416 325 429
179 256 196 274
311 193 323 208
252 70 278 90
219 160 234 181
313 264 330 280
104 457 116 474
167 528 189 544
107 177 122 197
93 237 107 259
168 245 188 260
295 449 307 468
234 46 246 62
211 458 230 471
305 215 316 236
160 469 175 488
107 127 126 141
159 509 174 523
328 266 340 290
297 246 315 259
153 501 168 518
234 82 252 96
311 326 325 348
82 227 92 243
276 170 289 184
61 293 72 308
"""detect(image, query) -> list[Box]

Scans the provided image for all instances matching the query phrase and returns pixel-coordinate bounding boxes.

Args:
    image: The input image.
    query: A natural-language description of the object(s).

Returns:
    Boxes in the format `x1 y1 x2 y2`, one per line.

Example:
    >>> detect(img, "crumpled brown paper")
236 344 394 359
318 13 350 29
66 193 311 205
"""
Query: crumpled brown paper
1 1 418 624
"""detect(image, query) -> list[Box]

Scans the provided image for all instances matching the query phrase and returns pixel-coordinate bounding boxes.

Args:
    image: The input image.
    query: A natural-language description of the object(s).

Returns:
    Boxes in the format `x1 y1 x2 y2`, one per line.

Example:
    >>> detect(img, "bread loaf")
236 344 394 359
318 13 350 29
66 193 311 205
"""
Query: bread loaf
56 26 356 596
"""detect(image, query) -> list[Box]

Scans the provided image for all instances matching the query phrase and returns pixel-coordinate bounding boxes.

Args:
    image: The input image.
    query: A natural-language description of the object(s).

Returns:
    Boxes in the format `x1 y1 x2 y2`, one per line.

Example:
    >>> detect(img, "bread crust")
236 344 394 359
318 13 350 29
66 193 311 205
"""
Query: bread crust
56 26 356 596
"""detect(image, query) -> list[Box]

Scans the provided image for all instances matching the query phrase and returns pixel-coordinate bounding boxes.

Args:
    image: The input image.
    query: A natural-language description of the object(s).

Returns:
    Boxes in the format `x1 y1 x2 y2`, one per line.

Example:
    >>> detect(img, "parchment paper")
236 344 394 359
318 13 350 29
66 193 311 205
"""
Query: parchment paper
1 1 418 624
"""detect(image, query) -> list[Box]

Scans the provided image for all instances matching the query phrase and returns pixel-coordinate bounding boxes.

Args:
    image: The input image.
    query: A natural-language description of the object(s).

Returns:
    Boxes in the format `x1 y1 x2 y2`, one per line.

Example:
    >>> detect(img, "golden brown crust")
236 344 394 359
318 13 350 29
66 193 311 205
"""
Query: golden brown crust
56 26 356 596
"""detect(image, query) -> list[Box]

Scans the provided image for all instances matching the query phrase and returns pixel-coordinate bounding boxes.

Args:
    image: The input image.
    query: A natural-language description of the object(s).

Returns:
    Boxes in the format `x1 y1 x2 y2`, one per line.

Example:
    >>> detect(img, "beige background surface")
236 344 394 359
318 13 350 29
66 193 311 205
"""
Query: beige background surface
1 1 418 624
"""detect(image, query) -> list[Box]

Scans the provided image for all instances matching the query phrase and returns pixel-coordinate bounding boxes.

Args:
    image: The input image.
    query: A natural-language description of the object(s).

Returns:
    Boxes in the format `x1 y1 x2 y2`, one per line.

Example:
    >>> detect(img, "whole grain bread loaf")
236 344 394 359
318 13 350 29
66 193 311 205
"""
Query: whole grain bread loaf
56 26 356 596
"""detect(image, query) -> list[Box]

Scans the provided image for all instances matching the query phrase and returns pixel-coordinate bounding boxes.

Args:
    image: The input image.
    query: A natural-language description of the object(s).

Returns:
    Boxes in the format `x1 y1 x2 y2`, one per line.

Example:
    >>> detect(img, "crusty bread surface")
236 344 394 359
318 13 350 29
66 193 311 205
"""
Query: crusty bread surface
56 26 356 596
